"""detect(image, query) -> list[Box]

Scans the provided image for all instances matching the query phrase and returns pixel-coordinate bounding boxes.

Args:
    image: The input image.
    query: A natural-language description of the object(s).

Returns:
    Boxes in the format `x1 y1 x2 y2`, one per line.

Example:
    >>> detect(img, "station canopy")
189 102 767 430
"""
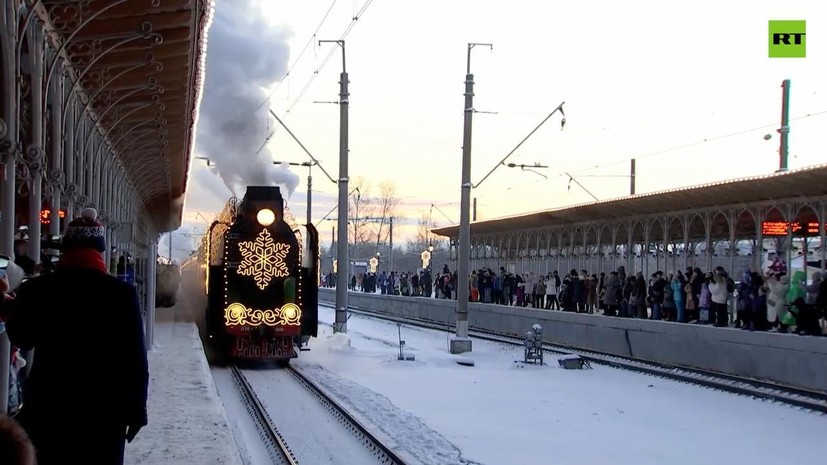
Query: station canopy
39 0 212 231
432 163 827 244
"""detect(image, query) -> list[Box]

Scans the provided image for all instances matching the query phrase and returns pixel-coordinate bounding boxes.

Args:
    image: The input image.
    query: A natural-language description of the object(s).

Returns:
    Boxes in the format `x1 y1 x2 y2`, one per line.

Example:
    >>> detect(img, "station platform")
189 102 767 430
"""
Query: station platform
124 305 242 465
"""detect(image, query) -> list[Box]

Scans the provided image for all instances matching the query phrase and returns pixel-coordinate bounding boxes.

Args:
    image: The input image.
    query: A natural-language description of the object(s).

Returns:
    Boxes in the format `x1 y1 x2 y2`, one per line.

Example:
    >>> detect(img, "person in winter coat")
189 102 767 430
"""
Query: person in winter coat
663 273 676 321
709 268 730 327
585 275 598 313
632 273 647 319
784 270 807 329
603 271 619 316
735 270 754 329
747 285 768 331
621 276 635 318
2 209 148 465
805 271 821 306
669 273 684 322
698 277 712 324
766 273 790 331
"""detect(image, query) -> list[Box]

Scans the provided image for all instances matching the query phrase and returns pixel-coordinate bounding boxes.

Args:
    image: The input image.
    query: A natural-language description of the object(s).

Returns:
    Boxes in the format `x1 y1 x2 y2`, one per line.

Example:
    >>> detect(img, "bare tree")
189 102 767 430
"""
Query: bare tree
373 180 400 246
406 213 447 253
348 176 374 246
406 214 431 252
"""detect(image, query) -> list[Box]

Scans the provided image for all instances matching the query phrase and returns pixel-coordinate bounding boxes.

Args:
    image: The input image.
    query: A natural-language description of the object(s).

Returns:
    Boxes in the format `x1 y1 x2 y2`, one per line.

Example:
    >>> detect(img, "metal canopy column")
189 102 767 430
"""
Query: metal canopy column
0 0 20 416
26 23 45 264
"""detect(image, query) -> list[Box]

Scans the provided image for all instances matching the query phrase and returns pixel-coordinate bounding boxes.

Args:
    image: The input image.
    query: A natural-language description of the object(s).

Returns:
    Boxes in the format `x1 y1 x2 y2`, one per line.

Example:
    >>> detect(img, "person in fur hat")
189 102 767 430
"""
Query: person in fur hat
1 208 148 465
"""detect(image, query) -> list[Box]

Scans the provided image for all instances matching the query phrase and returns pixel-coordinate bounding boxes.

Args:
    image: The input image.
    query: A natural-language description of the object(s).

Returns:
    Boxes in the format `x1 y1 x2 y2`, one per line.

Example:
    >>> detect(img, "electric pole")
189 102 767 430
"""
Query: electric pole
778 79 791 172
454 43 492 354
321 39 350 334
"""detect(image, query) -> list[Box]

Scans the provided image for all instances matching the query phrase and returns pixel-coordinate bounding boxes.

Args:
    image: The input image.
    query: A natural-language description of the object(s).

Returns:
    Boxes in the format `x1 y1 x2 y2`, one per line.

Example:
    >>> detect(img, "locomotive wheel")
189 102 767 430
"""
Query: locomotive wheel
276 359 290 368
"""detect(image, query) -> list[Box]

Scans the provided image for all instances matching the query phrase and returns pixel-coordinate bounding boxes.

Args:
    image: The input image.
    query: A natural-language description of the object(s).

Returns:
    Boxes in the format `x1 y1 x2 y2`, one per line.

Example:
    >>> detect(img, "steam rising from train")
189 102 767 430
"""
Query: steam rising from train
194 0 300 198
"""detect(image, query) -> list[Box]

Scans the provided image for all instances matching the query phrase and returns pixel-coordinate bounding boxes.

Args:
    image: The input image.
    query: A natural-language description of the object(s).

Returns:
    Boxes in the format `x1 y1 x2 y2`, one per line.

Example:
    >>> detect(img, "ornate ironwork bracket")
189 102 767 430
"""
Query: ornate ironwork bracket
44 12 162 107
61 52 163 132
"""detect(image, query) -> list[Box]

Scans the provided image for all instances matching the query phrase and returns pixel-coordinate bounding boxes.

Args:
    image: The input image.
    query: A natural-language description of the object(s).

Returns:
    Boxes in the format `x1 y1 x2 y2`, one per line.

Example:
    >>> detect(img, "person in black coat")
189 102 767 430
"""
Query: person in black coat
2 208 148 465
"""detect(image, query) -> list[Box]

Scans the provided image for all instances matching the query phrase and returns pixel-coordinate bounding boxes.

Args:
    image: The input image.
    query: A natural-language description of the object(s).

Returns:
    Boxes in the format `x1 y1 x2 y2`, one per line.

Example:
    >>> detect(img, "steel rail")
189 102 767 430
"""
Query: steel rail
229 366 299 465
319 301 827 414
285 365 409 465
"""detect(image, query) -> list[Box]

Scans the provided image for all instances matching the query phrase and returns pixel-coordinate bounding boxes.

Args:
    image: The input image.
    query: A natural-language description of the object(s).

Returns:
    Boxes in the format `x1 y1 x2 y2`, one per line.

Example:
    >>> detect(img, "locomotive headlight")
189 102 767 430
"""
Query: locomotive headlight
256 208 276 226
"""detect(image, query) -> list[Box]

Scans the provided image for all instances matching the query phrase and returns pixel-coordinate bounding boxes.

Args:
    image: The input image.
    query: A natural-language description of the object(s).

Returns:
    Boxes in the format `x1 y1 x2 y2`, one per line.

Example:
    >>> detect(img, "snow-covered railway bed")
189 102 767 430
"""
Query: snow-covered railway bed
242 366 410 465
320 302 827 413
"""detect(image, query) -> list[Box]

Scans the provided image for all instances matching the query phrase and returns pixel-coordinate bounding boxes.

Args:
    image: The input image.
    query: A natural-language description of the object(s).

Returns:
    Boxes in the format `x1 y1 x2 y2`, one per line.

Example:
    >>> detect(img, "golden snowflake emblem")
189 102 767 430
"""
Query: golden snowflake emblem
237 229 291 290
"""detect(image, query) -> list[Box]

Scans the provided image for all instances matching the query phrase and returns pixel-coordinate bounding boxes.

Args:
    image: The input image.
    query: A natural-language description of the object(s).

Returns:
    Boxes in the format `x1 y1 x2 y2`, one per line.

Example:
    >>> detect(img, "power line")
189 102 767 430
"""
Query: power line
257 0 339 110
474 109 827 200
277 0 376 116
563 109 827 177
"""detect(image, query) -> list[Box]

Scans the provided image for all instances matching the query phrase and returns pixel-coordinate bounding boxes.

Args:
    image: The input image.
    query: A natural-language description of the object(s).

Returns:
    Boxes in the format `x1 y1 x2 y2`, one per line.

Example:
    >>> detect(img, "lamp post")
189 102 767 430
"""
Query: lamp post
504 162 549 179
453 42 492 354
273 160 316 225
319 39 349 334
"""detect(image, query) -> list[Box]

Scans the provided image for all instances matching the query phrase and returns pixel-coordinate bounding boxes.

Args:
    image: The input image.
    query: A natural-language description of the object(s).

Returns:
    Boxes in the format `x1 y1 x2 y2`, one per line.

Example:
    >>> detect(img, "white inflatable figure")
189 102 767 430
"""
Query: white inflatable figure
766 274 790 324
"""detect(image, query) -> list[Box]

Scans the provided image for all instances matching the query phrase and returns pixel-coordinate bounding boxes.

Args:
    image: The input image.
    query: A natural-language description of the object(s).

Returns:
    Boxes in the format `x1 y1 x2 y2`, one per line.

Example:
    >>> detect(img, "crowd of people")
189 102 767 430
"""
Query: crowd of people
0 208 149 464
327 258 827 335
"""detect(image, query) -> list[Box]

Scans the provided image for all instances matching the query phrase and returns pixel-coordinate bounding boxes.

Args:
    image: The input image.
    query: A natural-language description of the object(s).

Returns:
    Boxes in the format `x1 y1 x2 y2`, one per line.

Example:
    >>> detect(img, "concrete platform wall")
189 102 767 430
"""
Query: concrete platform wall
319 289 827 392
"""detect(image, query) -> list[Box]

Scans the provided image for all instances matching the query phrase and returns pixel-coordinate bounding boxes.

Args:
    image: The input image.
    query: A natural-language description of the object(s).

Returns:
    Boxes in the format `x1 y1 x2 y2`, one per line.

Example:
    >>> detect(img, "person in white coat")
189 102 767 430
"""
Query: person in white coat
708 267 730 327
766 273 790 330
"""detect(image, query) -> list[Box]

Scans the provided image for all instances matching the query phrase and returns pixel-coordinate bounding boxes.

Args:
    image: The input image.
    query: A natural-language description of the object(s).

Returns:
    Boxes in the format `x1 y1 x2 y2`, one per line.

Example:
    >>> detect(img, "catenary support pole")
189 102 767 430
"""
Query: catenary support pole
778 79 790 172
630 158 636 195
327 40 349 334
452 43 490 354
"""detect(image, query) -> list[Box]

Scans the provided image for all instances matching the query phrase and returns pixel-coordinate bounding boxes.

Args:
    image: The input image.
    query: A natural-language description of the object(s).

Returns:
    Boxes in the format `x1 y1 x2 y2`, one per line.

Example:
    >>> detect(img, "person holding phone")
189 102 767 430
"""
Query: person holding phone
3 208 148 465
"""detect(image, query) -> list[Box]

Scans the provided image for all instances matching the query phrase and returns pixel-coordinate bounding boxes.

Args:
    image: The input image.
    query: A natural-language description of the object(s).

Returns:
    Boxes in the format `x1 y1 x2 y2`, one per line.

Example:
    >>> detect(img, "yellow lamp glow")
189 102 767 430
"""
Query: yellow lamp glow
256 208 276 226
237 229 291 289
224 302 303 326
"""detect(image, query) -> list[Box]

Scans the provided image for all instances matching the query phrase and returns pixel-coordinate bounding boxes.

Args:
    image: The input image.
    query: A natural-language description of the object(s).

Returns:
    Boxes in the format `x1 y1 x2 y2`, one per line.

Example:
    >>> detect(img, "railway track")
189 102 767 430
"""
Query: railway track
319 301 827 414
231 364 409 465
230 366 298 465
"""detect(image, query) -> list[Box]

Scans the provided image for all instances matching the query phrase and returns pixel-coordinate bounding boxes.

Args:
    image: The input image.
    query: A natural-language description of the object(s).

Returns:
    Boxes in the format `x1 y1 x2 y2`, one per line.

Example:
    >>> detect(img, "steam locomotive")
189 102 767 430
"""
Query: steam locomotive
201 186 319 365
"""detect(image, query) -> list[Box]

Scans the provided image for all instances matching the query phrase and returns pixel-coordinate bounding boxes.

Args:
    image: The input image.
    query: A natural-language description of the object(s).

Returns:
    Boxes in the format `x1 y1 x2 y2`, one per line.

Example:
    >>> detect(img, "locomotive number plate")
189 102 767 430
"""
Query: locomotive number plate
233 337 295 359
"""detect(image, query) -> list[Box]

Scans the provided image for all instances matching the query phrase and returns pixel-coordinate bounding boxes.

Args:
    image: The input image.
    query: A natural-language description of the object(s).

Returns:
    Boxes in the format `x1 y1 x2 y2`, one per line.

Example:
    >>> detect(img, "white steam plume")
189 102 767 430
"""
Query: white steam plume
195 0 300 199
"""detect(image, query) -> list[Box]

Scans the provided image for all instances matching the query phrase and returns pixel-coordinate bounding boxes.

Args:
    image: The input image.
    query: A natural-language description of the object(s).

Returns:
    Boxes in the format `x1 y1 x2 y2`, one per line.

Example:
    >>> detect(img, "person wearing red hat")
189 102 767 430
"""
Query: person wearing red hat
1 208 148 465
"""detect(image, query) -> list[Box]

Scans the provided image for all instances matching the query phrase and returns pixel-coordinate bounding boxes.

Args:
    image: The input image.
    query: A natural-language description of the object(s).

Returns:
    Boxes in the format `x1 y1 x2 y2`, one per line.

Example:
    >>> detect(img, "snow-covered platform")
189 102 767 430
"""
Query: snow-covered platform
320 288 827 392
124 307 242 465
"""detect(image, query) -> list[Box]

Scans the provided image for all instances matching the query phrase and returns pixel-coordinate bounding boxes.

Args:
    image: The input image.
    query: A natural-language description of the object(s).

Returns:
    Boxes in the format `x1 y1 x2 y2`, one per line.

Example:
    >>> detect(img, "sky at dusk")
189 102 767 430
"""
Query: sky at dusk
165 0 826 261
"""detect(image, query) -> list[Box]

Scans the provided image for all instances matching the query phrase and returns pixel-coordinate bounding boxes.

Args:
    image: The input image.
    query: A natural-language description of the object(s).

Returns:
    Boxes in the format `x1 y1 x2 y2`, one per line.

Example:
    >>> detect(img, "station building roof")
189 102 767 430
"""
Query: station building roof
432 163 827 243
38 0 212 232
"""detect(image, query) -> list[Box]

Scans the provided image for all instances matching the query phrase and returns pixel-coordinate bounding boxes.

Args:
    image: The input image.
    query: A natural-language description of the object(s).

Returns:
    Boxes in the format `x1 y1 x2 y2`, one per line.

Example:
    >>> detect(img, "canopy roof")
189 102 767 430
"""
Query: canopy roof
39 0 212 232
432 163 827 241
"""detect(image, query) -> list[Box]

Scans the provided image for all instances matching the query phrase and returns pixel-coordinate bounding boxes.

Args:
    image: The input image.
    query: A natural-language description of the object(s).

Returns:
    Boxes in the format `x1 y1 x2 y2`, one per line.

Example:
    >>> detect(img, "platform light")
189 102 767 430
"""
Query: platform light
256 208 276 226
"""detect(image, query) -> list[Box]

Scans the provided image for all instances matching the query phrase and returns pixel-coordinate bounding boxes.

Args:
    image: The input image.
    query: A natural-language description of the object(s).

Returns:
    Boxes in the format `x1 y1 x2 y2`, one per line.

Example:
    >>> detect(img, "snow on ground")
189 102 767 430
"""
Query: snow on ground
125 312 243 465
243 369 387 464
212 368 274 465
296 306 826 465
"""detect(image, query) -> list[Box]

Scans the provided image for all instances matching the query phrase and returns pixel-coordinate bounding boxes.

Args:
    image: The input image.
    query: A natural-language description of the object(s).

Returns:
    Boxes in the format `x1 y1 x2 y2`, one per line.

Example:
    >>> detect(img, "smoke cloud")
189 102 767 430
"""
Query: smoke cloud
195 0 300 199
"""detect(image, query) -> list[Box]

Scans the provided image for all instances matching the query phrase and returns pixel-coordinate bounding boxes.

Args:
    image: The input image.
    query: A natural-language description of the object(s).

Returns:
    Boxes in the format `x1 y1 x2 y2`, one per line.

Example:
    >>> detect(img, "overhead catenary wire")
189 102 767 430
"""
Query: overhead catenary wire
562 109 827 178
277 0 375 116
475 109 827 200
257 0 340 110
